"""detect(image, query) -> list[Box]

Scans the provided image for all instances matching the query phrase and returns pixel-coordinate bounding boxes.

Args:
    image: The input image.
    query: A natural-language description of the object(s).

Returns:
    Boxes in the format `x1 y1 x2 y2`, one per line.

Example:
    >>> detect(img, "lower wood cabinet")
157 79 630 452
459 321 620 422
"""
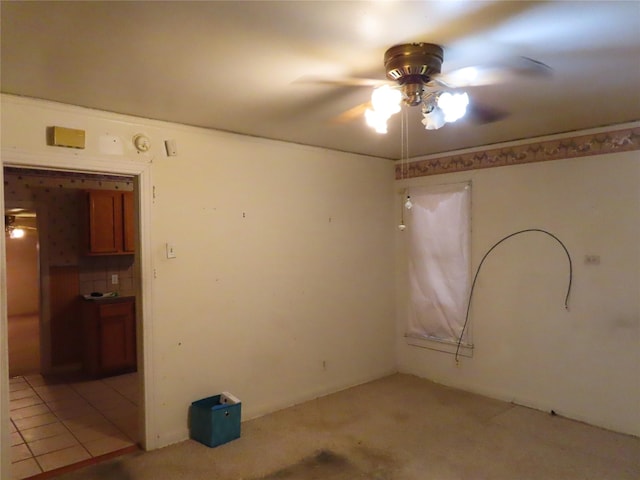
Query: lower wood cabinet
82 297 137 378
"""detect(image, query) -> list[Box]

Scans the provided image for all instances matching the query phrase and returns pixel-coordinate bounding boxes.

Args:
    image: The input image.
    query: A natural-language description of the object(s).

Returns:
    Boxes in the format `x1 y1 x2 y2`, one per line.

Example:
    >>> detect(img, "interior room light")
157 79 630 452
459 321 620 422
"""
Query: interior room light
366 83 468 133
370 85 402 116
404 195 413 209
365 108 389 134
9 227 25 239
421 106 446 130
437 92 469 123
366 85 402 134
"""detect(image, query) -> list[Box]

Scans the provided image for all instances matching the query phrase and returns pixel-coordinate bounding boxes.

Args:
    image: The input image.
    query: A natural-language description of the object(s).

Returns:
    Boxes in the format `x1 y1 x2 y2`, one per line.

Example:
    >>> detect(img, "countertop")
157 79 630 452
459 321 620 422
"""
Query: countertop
81 294 135 304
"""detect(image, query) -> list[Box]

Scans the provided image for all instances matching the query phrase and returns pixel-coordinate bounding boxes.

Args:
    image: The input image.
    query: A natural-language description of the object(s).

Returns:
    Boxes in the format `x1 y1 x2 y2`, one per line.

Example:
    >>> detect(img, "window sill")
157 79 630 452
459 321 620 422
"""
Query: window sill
405 334 474 358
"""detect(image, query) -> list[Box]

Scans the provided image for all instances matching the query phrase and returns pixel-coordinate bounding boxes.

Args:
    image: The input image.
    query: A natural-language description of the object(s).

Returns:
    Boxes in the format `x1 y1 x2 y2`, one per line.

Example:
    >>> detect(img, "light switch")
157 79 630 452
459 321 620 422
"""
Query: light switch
166 243 177 259
111 274 119 285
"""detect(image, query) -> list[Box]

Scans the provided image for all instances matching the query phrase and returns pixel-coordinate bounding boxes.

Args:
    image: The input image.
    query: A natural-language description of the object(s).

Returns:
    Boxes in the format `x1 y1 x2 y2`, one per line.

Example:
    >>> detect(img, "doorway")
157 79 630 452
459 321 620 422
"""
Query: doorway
1 161 152 479
5 206 40 377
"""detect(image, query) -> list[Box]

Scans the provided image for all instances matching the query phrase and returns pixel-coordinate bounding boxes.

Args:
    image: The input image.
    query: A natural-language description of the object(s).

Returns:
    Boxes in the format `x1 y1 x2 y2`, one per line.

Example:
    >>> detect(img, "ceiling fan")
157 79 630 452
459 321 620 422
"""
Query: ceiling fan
4 211 36 239
299 42 552 134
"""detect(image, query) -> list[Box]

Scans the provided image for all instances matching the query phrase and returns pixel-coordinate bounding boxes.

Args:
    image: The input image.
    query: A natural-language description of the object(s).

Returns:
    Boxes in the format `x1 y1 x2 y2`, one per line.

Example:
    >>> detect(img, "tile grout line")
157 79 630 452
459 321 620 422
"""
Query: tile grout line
102 375 140 442
38 381 113 461
20 375 121 471
22 375 91 474
67 377 138 443
99 375 139 406
12 418 45 477
11 376 45 476
11 373 139 478
10 376 138 477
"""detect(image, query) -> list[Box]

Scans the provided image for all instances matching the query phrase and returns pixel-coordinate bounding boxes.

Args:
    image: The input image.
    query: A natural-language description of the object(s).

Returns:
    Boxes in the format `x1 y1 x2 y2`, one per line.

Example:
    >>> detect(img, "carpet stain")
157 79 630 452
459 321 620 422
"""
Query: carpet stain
254 448 393 480
67 459 133 479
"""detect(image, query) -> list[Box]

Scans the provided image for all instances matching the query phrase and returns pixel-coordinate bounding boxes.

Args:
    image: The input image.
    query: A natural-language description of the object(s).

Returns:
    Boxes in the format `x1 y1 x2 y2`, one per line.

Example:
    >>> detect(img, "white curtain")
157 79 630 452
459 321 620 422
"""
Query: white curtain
406 183 471 344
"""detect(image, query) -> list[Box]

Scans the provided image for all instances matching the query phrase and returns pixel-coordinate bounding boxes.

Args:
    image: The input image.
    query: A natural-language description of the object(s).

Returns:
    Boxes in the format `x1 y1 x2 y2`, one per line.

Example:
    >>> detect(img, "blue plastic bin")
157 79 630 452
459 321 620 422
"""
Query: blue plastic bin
190 392 241 448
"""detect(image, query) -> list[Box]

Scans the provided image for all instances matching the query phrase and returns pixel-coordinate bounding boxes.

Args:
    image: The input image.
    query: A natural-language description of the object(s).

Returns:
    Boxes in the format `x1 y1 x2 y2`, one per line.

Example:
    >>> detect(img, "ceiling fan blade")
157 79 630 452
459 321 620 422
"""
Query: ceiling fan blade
11 224 37 230
415 1 548 47
465 101 509 125
434 56 552 88
331 102 371 124
5 208 36 218
293 75 391 88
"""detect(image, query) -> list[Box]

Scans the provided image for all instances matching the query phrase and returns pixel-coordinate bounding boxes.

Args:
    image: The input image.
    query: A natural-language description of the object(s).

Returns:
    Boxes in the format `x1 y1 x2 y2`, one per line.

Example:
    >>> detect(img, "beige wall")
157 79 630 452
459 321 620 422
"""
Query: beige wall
0 95 397 447
395 148 640 436
5 230 38 316
2 93 637 452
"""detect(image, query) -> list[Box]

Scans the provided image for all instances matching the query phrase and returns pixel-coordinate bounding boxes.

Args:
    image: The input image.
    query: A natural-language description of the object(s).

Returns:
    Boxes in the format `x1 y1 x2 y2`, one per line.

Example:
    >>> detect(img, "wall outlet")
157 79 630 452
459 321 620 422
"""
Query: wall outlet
111 274 119 285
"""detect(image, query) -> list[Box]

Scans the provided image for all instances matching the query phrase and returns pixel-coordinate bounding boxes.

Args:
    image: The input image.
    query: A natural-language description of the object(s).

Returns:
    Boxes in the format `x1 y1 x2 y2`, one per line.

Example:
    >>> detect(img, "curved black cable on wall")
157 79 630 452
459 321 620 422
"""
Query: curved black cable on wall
455 229 573 364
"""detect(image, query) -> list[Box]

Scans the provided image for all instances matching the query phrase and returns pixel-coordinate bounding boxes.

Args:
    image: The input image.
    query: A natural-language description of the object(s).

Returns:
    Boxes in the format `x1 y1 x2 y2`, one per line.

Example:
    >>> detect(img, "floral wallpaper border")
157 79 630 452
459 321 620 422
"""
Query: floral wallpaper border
395 126 640 179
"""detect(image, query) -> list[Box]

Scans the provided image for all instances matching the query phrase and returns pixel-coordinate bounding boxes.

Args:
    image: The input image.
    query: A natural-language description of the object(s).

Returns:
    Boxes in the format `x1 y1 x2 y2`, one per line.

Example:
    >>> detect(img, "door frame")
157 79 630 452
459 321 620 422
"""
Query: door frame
1 148 156 477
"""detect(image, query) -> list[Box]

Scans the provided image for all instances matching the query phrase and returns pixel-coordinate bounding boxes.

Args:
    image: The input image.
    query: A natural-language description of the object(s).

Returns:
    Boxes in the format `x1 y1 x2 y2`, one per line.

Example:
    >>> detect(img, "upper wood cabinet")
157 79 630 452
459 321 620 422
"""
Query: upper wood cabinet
82 190 135 255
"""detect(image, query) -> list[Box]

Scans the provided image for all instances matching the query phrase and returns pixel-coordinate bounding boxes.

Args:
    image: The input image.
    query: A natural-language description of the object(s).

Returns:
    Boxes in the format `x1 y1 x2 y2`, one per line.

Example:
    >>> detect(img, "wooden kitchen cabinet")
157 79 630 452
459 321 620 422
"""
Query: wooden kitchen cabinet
82 297 137 378
82 189 135 255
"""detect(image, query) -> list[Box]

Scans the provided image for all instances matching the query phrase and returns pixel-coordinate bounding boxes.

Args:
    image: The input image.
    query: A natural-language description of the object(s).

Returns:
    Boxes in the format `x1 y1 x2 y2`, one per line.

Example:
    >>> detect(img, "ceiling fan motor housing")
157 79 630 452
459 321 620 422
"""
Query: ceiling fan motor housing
384 43 443 80
385 43 444 106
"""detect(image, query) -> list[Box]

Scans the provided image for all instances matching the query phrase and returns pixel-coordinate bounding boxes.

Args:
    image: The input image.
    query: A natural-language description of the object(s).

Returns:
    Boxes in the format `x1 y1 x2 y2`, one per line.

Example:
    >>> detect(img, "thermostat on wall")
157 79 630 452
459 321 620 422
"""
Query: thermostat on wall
133 134 151 152
164 139 178 156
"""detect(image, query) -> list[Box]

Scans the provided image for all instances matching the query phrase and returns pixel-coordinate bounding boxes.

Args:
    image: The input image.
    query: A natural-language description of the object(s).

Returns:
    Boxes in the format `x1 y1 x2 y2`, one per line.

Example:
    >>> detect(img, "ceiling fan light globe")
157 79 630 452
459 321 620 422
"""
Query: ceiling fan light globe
438 92 469 123
365 108 389 134
9 227 25 239
422 107 446 130
371 85 401 116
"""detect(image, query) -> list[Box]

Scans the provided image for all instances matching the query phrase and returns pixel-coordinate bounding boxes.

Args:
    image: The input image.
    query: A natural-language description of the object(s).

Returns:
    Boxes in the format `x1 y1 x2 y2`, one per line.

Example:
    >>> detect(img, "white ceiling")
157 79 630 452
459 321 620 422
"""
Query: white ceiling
2 1 639 160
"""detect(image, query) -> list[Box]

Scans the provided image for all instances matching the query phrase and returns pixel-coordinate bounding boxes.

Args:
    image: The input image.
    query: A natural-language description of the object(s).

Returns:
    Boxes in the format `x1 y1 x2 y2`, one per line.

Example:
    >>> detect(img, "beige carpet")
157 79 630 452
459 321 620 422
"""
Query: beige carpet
57 374 639 480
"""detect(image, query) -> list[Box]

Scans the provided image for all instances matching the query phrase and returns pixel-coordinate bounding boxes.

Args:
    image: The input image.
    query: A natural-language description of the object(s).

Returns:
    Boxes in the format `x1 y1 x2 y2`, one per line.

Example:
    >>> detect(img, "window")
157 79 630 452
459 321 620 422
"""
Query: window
404 182 472 356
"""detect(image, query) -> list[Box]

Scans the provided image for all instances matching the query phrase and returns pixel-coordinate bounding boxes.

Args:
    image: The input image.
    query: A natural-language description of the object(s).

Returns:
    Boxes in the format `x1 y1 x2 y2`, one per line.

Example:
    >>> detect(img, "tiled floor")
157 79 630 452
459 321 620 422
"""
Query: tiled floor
9 372 139 479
